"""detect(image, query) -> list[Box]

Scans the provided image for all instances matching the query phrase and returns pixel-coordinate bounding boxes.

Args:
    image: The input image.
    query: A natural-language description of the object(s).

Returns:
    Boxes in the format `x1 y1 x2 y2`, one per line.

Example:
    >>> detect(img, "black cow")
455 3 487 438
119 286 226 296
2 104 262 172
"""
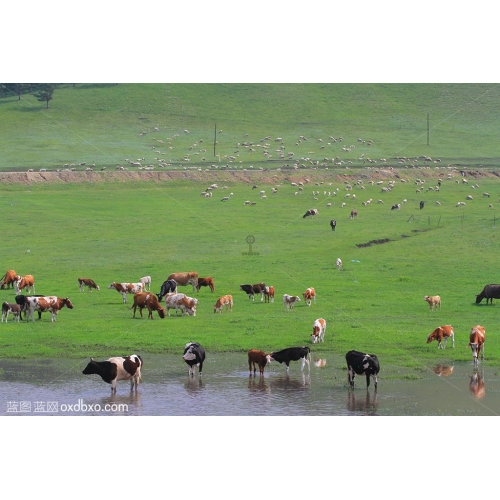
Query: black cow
15 294 43 320
183 342 205 377
82 354 143 392
345 350 380 389
303 209 318 218
156 279 177 301
269 346 311 373
330 219 337 231
420 201 425 210
475 284 500 305
240 283 266 302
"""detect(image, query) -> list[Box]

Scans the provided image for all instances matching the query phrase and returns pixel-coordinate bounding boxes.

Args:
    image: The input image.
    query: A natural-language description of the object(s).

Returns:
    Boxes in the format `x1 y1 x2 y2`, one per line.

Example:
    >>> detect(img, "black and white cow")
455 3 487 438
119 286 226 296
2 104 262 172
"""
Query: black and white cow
330 219 337 231
303 208 318 218
183 342 206 377
240 283 266 301
391 203 401 210
345 350 380 389
420 201 425 210
269 346 311 373
156 279 178 301
82 354 143 392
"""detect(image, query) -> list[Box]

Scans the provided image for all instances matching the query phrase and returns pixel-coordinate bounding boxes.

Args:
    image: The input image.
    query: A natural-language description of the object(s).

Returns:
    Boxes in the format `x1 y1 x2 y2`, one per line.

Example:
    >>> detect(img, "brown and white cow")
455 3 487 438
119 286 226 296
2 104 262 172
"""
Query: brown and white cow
283 294 301 311
167 272 199 293
424 295 441 311
264 285 275 303
214 294 233 313
349 209 358 219
78 278 100 292
25 295 74 322
469 325 486 367
248 349 271 376
427 325 454 349
164 293 198 316
311 318 327 344
303 287 316 306
196 276 215 293
0 270 17 290
1 302 21 322
82 354 143 393
14 275 35 295
108 282 145 303
130 292 166 319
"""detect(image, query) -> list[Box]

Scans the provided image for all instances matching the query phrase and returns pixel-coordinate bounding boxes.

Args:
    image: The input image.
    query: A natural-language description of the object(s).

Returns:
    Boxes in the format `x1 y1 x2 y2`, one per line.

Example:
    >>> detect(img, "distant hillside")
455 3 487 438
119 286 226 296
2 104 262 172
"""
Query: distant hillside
1 83 500 171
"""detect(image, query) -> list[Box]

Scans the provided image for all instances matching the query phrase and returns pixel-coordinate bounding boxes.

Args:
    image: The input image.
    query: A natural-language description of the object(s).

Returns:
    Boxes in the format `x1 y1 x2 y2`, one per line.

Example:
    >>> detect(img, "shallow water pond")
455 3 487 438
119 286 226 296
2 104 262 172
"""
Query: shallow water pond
0 353 498 416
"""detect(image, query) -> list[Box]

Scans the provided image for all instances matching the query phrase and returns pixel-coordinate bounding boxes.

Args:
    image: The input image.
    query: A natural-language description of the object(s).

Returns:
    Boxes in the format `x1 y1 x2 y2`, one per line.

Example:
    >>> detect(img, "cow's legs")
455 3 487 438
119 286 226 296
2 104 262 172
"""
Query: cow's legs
348 367 355 388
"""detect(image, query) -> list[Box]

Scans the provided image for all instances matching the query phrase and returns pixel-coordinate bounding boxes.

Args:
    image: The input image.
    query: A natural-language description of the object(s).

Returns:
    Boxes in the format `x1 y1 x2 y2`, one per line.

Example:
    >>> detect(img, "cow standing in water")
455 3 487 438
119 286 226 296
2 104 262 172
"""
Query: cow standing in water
346 350 380 389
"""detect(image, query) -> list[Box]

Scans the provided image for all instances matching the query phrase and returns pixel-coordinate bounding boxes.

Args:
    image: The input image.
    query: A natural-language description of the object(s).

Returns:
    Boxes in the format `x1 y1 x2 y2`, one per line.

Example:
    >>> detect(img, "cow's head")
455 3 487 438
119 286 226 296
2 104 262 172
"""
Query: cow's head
157 307 166 319
82 358 97 375
265 354 272 365
108 283 117 289
63 298 74 309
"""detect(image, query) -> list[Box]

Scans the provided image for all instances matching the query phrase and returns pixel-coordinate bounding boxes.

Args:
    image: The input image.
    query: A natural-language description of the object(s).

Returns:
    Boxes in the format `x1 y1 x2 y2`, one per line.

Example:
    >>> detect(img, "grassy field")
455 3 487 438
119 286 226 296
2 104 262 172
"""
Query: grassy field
1 170 499 379
2 83 500 171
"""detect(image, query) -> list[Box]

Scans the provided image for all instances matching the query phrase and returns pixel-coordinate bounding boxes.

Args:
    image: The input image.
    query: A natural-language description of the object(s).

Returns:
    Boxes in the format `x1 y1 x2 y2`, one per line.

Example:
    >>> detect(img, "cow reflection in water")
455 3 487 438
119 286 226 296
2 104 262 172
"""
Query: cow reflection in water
248 375 270 393
469 370 486 399
269 373 311 391
433 364 454 377
185 377 204 394
347 390 378 414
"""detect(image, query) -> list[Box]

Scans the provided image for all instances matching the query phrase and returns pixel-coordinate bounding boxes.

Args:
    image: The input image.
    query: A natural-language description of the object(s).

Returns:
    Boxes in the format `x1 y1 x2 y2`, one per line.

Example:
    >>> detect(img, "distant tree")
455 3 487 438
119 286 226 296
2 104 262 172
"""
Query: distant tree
33 84 55 108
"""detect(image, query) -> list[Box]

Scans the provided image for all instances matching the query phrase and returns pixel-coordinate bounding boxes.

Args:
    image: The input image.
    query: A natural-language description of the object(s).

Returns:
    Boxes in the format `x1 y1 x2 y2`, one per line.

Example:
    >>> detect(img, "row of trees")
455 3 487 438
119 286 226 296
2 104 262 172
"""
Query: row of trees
0 83 56 108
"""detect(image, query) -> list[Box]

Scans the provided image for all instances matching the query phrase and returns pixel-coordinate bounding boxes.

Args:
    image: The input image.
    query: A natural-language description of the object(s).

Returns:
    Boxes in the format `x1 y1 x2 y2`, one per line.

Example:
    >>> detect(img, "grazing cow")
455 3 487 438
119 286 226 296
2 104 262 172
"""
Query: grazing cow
196 276 215 293
283 294 301 311
346 350 380 389
264 285 275 303
336 258 342 270
420 201 425 210
248 349 271 376
14 274 35 294
25 295 74 322
139 275 152 291
427 325 455 349
164 293 198 316
183 342 205 377
424 295 441 311
214 294 233 313
391 203 401 210
311 318 327 344
349 209 358 219
1 302 21 322
475 284 500 305
82 354 143 393
78 278 100 292
167 272 199 293
469 325 486 367
156 279 178 301
303 208 318 218
108 282 145 303
0 270 17 290
330 219 337 231
240 283 266 301
269 346 311 373
130 292 166 319
302 287 316 306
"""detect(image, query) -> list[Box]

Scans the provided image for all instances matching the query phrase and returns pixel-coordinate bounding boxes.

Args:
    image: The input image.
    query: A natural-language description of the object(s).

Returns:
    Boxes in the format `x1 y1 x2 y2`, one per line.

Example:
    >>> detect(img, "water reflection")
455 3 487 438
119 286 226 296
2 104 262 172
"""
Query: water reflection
433 364 454 377
248 375 269 392
347 390 378 415
184 377 204 395
314 358 327 368
269 373 311 391
469 370 486 399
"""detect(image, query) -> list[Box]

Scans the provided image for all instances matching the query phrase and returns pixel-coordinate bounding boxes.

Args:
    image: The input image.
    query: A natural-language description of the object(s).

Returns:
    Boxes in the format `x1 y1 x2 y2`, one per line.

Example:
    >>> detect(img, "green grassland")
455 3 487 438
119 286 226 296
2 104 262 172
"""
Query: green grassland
0 171 499 379
2 83 500 171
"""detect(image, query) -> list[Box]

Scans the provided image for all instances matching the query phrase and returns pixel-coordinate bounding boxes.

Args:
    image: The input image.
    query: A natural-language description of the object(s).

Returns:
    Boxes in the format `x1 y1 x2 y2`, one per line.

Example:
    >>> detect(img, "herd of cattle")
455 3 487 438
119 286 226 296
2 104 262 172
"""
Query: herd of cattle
1 268 498 393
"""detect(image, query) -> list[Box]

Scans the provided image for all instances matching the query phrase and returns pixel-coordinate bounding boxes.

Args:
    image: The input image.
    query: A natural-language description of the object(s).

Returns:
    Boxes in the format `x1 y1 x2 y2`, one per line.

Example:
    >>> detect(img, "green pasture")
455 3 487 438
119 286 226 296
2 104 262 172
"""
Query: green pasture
2 83 500 171
1 172 499 379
